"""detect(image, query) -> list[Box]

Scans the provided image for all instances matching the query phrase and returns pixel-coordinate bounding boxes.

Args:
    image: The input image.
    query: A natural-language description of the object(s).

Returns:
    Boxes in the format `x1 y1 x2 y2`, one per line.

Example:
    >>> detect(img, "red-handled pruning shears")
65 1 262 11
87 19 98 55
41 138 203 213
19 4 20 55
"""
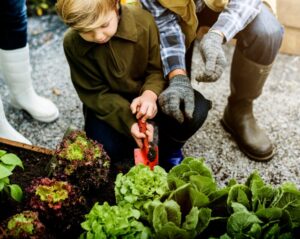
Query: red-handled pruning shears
134 119 158 170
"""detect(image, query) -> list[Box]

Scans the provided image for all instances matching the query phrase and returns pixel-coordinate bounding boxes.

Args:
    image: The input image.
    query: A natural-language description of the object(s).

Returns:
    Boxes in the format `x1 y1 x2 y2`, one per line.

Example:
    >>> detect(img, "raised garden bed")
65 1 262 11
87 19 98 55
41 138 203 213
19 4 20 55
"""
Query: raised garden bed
1 136 300 239
0 136 127 238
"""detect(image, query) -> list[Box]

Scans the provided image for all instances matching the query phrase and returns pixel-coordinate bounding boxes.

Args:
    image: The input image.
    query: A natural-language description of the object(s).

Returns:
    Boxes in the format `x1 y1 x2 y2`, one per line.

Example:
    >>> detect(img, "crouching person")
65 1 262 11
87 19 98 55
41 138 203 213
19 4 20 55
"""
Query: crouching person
56 0 211 171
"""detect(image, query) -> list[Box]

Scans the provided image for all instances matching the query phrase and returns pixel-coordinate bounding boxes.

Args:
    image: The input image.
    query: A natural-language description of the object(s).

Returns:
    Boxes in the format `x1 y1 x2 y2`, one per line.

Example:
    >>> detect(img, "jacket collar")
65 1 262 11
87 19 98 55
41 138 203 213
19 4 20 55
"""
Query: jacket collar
76 5 137 56
114 5 138 42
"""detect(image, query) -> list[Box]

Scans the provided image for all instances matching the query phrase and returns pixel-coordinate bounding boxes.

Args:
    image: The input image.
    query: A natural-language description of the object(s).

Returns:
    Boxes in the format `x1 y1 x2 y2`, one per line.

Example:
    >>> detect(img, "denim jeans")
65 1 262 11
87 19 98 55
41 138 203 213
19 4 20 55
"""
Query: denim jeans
84 90 211 164
0 0 27 50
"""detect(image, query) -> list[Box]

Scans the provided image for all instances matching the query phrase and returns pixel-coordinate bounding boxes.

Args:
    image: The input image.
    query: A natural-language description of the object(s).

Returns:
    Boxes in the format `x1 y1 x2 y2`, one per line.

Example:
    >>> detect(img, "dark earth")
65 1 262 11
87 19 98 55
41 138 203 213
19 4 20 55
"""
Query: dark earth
0 140 132 238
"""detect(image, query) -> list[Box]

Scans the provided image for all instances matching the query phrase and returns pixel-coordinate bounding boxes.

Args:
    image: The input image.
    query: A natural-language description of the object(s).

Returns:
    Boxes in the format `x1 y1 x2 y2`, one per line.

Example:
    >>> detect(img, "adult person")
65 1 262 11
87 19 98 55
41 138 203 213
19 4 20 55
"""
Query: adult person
0 0 59 144
140 0 283 161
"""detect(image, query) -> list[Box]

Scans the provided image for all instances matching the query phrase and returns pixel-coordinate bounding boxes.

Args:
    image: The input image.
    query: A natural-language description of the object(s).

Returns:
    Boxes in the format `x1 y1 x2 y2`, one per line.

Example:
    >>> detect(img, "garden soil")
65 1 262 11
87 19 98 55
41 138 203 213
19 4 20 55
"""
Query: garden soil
0 140 128 238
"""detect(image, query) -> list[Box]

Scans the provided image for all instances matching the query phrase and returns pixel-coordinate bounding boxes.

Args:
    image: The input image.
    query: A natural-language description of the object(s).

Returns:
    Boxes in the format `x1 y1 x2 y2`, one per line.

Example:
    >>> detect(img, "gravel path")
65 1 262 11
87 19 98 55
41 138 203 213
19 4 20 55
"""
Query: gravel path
1 15 299 187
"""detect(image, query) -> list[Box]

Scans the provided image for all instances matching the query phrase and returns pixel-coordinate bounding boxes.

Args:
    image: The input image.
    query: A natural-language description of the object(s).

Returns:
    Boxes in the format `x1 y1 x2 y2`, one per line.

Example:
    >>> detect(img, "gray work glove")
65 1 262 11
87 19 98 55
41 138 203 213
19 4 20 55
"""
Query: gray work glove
158 75 194 123
196 31 227 82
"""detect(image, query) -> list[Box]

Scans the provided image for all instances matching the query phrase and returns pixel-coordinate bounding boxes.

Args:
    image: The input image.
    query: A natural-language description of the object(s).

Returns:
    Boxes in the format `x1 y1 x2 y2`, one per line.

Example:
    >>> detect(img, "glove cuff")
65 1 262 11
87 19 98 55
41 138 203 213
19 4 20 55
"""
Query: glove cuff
169 74 190 86
207 30 224 44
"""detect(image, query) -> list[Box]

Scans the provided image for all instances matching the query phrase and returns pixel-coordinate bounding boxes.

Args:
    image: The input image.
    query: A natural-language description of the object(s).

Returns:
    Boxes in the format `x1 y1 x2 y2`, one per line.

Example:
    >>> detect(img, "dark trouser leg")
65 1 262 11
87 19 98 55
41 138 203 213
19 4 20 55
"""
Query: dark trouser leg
0 0 27 50
222 5 284 160
84 107 136 165
158 90 211 170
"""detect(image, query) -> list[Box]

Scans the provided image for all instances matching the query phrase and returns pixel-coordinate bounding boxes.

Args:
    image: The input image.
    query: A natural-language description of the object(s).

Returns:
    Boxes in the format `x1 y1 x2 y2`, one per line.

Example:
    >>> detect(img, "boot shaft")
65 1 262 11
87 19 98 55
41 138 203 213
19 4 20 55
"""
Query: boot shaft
0 44 32 82
222 48 275 161
0 45 59 123
0 45 35 98
229 48 273 104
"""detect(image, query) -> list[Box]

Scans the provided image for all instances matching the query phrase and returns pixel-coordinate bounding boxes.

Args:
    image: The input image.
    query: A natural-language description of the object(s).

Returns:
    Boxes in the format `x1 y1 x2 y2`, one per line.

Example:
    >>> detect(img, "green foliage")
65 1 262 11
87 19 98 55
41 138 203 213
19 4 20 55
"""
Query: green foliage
0 210 45 239
147 198 211 239
111 158 300 238
219 171 300 238
26 0 56 16
0 150 23 202
145 158 217 238
80 202 152 239
35 180 69 203
49 130 111 192
8 212 35 235
115 164 168 215
26 177 86 220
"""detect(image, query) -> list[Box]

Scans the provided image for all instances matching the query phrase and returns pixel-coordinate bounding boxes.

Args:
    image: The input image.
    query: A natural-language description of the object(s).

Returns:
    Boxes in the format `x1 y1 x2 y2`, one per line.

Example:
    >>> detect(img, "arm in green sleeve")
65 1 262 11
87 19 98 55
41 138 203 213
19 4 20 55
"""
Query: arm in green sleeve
140 18 167 96
64 46 136 137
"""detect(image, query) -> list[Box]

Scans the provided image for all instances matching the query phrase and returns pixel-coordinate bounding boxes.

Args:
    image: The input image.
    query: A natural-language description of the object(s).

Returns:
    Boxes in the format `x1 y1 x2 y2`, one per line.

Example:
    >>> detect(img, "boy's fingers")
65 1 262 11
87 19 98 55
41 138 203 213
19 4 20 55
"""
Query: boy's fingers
137 104 150 120
139 103 149 115
146 124 154 142
133 137 143 149
141 105 157 122
146 123 154 131
130 99 140 114
146 130 153 142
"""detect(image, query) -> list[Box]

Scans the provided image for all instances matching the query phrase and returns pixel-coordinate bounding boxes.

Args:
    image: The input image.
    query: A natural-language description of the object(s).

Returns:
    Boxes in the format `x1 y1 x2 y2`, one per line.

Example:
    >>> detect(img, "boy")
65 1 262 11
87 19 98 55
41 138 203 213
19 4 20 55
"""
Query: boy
56 0 211 170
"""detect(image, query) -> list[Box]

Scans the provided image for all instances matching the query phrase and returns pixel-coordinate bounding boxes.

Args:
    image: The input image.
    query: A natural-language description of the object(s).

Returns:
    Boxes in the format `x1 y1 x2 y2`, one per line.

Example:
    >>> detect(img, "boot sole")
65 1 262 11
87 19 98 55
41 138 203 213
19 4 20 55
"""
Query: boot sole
220 118 275 162
10 101 59 123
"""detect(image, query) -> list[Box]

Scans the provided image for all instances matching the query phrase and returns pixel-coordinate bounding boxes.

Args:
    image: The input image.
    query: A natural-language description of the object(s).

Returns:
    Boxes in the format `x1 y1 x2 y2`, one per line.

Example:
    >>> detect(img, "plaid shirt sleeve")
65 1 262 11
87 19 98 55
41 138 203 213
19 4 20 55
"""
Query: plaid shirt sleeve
211 0 262 42
140 0 262 76
140 0 186 77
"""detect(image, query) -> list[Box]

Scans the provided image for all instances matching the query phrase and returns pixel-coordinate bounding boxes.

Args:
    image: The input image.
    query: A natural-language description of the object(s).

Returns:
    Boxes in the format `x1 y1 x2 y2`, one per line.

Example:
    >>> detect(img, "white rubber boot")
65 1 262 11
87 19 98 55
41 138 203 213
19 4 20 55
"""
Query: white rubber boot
0 97 32 145
0 45 59 122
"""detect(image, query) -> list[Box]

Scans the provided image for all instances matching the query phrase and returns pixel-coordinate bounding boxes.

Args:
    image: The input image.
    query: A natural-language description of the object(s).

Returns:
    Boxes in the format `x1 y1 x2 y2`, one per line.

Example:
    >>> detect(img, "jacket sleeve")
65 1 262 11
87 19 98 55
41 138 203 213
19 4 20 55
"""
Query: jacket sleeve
140 0 186 77
212 0 262 42
63 40 136 137
140 16 167 96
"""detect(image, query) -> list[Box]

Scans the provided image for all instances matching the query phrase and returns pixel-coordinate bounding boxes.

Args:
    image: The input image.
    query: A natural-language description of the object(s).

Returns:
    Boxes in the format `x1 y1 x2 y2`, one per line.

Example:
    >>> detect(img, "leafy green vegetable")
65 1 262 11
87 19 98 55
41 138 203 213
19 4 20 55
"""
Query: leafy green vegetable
0 150 23 202
271 182 300 228
0 211 46 238
49 130 111 192
115 164 168 215
148 199 211 239
80 202 151 239
224 172 300 238
80 157 300 239
26 177 86 222
145 158 217 238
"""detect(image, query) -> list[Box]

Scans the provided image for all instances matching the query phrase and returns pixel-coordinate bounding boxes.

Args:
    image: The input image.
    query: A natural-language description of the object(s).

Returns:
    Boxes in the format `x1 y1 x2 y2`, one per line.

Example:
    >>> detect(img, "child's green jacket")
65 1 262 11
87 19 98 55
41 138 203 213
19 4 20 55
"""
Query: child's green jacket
63 5 166 137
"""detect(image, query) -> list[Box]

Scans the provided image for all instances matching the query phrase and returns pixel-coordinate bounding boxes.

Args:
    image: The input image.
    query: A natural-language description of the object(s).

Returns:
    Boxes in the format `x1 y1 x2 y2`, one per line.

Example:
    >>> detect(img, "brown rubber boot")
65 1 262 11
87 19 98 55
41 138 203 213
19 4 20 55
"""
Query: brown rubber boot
221 48 274 161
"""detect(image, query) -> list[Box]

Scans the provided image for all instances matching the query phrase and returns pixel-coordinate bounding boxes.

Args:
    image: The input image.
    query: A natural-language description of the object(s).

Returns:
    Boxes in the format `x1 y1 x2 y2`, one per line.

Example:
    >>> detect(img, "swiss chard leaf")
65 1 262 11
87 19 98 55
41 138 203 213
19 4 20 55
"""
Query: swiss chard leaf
167 183 210 216
182 207 199 231
164 200 182 227
271 183 300 228
227 210 262 238
196 207 212 234
227 184 251 211
189 175 217 196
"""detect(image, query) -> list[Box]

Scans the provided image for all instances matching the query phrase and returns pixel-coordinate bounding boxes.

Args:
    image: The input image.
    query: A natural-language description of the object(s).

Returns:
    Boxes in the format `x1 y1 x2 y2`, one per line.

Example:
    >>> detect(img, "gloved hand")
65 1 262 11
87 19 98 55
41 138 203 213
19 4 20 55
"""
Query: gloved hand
196 30 227 82
158 75 194 123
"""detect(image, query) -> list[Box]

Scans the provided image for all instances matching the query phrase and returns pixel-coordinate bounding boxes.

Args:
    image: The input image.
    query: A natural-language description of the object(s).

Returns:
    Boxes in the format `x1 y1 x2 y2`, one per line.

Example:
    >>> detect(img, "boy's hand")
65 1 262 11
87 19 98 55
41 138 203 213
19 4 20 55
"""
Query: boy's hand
131 122 154 148
131 90 158 122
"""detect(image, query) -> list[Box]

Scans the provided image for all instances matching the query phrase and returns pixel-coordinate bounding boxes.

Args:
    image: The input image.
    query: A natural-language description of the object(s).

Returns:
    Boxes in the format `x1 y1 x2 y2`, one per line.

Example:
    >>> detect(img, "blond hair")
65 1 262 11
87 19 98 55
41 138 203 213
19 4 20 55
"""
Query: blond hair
56 0 117 32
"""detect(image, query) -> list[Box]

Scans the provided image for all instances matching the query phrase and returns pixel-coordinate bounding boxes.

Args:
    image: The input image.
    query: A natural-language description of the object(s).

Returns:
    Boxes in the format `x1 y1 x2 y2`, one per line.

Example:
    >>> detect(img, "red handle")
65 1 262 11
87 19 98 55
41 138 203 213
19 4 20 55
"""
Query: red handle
138 119 149 150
